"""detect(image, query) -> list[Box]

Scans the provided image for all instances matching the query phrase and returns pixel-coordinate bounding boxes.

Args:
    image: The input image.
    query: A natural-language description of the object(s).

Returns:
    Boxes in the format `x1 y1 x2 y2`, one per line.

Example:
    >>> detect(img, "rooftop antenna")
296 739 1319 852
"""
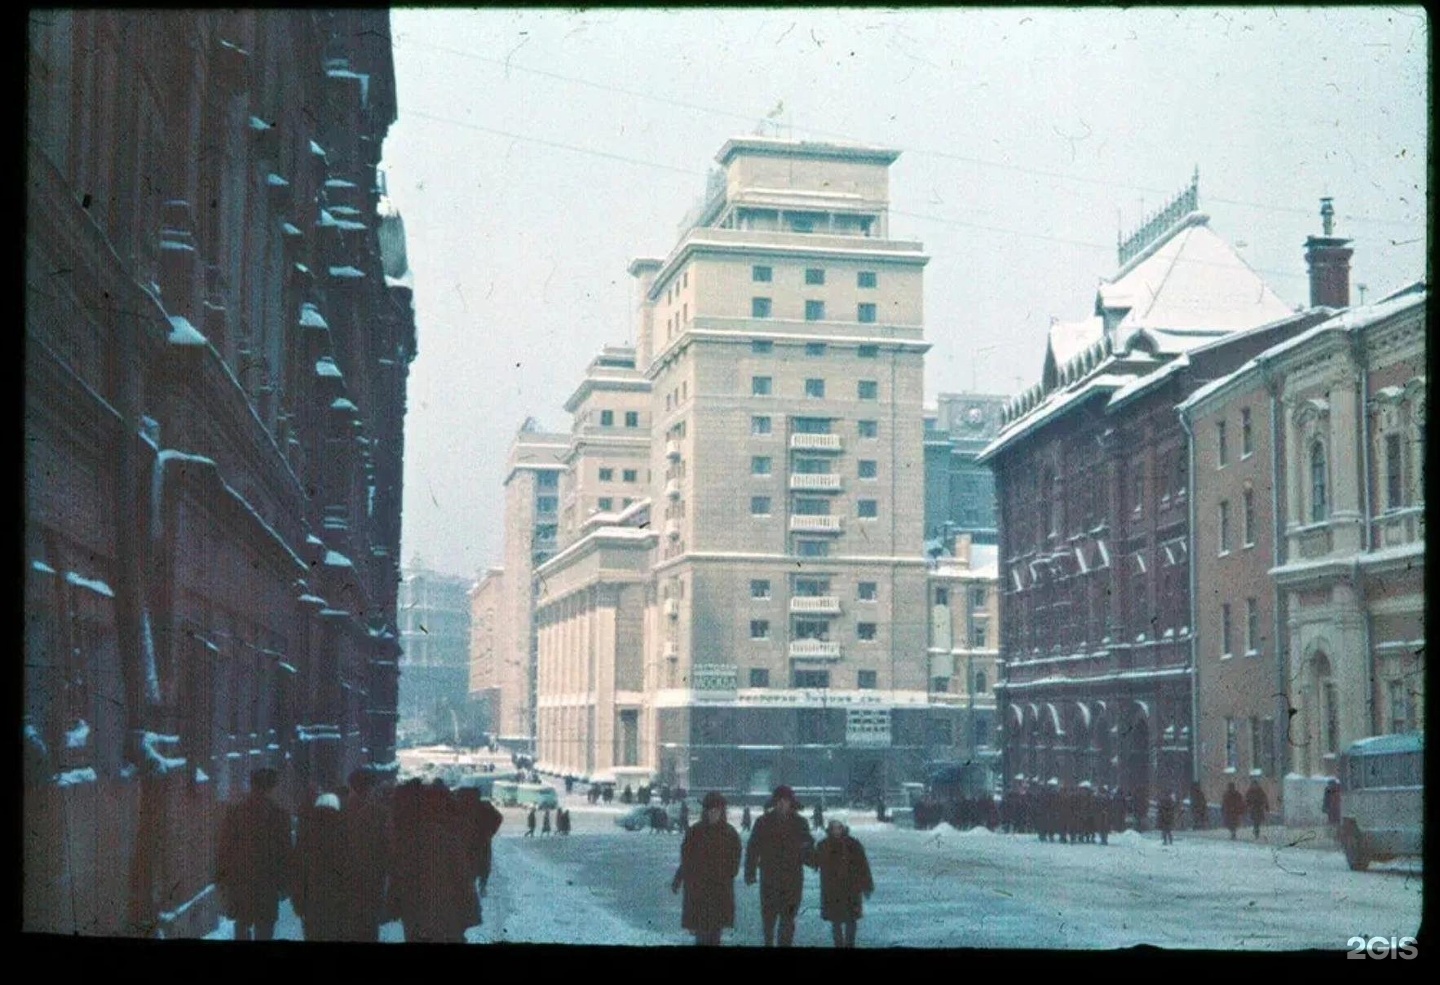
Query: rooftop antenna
1357 283 1369 305
1320 196 1335 237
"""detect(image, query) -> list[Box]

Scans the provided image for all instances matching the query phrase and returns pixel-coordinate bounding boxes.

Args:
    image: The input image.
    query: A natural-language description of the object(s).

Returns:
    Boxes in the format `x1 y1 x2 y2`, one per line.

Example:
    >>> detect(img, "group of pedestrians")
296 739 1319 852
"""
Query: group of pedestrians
215 767 502 942
1221 780 1271 840
524 805 572 835
670 785 873 948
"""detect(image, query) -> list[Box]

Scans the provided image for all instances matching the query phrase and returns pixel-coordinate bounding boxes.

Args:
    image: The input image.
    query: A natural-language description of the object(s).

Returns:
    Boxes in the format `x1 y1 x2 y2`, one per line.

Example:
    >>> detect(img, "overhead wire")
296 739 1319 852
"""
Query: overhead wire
390 32 1427 230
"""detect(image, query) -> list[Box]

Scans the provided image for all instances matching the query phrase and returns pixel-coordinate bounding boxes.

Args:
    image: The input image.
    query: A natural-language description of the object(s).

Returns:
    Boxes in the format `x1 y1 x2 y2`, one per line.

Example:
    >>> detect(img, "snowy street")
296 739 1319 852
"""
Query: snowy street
208 802 1421 948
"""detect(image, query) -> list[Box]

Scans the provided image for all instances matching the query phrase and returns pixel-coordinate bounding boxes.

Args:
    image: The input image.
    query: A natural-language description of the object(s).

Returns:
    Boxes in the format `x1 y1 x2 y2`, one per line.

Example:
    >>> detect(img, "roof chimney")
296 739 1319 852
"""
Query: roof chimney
1304 197 1354 309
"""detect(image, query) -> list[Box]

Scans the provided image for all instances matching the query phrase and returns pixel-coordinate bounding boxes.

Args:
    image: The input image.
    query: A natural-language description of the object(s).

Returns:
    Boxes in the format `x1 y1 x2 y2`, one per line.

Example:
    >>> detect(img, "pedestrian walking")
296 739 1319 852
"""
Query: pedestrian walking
1322 778 1341 830
671 791 743 946
542 806 553 836
811 802 825 831
743 785 815 947
1221 782 1244 840
389 782 477 943
526 806 537 837
1190 783 1209 830
1245 780 1269 840
809 819 874 948
741 806 752 832
1157 792 1177 845
343 767 394 941
293 793 350 942
678 799 690 831
215 768 293 941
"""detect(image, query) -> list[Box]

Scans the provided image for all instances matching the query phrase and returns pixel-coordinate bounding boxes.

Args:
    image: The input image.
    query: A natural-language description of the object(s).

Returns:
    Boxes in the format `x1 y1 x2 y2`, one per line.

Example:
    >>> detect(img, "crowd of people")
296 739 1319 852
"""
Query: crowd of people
215 767 502 942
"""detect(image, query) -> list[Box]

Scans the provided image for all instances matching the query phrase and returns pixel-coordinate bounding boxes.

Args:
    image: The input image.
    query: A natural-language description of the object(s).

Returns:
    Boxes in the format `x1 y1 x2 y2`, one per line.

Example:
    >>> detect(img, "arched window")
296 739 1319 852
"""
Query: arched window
974 670 988 693
1309 440 1328 522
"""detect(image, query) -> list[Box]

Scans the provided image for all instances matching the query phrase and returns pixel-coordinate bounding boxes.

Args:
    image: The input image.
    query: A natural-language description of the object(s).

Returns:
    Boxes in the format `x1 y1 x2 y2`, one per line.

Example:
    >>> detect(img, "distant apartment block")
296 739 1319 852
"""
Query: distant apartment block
396 563 472 743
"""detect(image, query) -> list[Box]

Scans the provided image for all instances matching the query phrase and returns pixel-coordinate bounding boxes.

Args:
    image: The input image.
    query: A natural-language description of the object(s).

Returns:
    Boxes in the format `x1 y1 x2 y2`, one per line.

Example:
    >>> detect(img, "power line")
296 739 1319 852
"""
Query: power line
391 33 1427 230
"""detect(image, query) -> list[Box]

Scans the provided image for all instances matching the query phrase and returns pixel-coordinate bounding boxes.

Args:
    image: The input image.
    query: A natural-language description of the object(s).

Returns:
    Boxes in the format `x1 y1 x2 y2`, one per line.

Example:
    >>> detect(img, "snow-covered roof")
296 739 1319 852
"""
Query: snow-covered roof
1260 286 1426 362
978 369 1131 462
1047 316 1104 369
1099 215 1294 334
329 266 365 279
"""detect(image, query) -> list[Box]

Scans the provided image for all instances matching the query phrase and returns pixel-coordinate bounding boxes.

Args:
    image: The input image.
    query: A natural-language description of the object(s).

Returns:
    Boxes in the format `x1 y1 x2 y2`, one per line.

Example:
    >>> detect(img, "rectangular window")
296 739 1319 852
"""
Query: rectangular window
600 410 615 427
537 496 558 514
622 469 638 483
751 415 772 436
1386 433 1404 508
1324 681 1340 754
934 588 950 606
751 456 772 476
1225 717 1238 770
623 498 634 508
794 619 831 640
858 420 878 438
1243 489 1256 546
752 297 772 319
1249 717 1263 773
752 265 772 283
857 271 877 289
752 376 772 396
805 268 825 285
858 460 878 479
1217 421 1228 467
749 668 770 688
804 378 826 399
857 499 878 519
970 624 987 648
793 498 830 517
857 303 877 324
793 669 830 689
969 586 987 610
752 339 773 355
537 471 559 489
1245 598 1259 654
1218 500 1231 553
1241 408 1254 458
857 670 878 689
858 582 878 601
796 540 830 558
805 300 826 321
858 380 878 400
793 457 832 475
598 497 614 511
794 577 830 596
857 344 879 358
805 342 827 357
793 417 832 434
750 619 770 640
932 677 951 693
750 579 771 599
1260 718 1276 775
857 622 878 642
625 411 640 428
1221 603 1232 657
599 468 614 482
1388 679 1413 733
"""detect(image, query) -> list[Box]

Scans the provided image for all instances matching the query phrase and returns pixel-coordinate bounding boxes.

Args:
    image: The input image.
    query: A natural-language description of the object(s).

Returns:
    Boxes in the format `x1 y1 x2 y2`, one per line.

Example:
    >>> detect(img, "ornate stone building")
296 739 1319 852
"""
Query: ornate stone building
24 11 412 936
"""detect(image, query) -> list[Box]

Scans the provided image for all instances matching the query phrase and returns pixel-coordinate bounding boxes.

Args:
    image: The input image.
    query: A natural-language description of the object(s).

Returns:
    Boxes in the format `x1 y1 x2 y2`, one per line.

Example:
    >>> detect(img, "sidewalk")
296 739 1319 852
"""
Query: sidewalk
1173 822 1340 852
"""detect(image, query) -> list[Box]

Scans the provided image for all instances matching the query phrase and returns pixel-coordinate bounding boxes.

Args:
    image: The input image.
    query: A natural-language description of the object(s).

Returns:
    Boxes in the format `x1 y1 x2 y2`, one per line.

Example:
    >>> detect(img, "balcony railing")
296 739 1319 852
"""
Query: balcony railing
790 433 842 451
789 515 844 533
789 473 842 491
790 596 841 614
789 639 842 660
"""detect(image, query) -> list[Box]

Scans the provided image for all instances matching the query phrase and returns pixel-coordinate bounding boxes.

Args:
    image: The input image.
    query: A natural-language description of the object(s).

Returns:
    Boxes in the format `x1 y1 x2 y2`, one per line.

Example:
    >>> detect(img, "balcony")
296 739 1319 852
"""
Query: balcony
666 438 682 460
665 518 681 541
789 473 842 492
789 639 842 661
789 515 844 533
789 596 841 615
790 433 843 452
665 478 682 500
664 598 680 618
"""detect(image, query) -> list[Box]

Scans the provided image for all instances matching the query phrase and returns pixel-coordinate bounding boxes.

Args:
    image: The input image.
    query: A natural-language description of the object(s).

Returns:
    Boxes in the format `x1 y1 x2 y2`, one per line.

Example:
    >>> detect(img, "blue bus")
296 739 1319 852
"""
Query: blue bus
1337 732 1423 871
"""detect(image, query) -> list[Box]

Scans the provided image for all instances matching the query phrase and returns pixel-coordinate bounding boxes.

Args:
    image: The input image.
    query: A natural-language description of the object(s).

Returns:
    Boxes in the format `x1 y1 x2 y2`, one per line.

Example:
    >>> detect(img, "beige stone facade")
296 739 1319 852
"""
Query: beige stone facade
925 535 1002 770
468 565 504 731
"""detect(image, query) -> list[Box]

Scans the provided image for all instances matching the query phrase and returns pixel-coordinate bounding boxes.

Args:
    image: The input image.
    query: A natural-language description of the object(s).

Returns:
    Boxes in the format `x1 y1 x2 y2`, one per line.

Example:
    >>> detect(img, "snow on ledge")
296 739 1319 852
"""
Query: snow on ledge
324 550 354 568
331 397 358 412
31 560 56 575
65 719 91 749
65 571 115 598
55 767 98 787
299 303 329 329
167 316 208 346
329 265 365 279
142 732 187 775
316 356 342 378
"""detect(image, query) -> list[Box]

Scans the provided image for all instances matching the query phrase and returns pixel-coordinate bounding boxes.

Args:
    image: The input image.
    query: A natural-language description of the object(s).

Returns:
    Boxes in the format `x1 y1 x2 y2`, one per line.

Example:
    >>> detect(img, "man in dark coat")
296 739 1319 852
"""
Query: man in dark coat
1157 792 1177 845
1221 782 1244 839
808 819 874 948
741 806 752 831
671 791 743 945
293 793 350 941
525 806 537 836
1190 783 1209 830
744 785 815 947
343 768 394 941
216 768 293 941
1245 780 1270 840
390 783 476 943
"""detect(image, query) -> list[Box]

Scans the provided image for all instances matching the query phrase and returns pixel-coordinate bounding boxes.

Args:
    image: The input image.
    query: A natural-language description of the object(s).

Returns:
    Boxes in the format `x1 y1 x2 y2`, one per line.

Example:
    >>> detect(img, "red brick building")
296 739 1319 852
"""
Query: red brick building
978 179 1325 810
25 11 413 936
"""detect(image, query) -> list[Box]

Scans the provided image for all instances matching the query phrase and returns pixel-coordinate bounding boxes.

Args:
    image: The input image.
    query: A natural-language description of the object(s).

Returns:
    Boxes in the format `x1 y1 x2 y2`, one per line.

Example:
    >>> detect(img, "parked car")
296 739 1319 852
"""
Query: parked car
616 805 672 831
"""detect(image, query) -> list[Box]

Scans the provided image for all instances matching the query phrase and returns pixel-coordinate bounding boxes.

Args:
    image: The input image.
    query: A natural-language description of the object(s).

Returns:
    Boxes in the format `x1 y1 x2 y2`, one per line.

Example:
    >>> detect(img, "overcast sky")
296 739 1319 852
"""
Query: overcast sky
381 6 1428 579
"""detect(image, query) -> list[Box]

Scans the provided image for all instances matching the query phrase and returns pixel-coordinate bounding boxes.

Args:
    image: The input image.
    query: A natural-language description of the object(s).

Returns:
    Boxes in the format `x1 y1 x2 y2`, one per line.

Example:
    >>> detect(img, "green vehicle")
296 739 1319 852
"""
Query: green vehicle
493 780 560 810
1337 732 1423 871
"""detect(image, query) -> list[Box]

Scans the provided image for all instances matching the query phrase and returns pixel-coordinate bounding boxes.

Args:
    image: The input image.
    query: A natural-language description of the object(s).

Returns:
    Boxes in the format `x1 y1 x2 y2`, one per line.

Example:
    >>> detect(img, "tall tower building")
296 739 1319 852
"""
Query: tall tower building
633 137 941 800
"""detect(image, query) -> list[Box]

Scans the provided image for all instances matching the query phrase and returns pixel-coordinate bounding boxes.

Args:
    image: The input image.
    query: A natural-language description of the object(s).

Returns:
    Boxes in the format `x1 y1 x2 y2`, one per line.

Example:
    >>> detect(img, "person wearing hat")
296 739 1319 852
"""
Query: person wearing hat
743 784 815 947
808 819 874 948
293 792 350 941
671 791 742 945
215 768 293 941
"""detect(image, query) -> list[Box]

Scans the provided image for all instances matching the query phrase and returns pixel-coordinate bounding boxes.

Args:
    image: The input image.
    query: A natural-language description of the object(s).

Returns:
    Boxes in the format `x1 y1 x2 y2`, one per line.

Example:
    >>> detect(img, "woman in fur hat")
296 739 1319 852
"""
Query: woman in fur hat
671 791 742 945
809 818 874 948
